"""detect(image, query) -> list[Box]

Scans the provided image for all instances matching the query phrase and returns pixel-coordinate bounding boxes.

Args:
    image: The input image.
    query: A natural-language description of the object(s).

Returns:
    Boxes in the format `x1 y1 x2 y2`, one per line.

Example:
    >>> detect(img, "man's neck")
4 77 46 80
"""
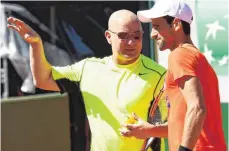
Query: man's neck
172 35 193 51
178 38 193 47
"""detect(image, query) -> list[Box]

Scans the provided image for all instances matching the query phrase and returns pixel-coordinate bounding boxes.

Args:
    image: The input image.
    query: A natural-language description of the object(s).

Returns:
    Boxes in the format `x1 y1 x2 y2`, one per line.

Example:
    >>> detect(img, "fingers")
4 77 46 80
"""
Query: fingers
132 112 139 121
7 17 41 43
7 17 26 32
7 17 25 27
7 24 20 32
124 123 137 130
119 127 132 137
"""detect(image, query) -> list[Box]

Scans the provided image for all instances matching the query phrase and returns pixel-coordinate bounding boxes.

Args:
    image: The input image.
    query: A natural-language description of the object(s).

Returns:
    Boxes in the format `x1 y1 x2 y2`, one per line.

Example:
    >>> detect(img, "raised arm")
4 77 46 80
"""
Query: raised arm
7 17 60 91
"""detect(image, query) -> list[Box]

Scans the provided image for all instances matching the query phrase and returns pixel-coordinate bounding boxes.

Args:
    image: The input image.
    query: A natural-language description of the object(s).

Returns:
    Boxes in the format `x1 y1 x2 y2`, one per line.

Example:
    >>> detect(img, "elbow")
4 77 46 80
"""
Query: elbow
32 73 52 89
198 103 207 115
201 107 207 117
188 104 207 119
197 106 207 125
33 79 40 88
33 79 45 89
198 107 207 120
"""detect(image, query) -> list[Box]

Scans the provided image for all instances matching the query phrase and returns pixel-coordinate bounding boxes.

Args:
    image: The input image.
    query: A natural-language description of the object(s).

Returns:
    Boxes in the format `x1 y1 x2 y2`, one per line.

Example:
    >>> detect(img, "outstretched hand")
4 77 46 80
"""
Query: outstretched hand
7 17 41 43
119 113 153 139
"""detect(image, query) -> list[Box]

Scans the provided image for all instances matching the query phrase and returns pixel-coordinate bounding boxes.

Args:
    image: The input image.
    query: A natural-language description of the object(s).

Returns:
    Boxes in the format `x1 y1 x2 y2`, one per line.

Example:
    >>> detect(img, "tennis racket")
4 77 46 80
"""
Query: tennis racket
140 86 168 151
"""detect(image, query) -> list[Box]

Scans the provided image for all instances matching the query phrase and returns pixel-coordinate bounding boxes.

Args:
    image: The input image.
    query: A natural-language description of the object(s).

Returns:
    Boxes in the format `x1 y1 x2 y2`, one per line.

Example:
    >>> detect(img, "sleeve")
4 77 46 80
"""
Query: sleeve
168 48 198 82
51 59 87 93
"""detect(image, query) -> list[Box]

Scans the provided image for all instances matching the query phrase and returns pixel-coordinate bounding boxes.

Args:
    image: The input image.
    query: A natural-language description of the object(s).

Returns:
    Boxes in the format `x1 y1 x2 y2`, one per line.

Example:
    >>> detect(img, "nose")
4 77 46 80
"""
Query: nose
126 38 137 45
150 30 158 40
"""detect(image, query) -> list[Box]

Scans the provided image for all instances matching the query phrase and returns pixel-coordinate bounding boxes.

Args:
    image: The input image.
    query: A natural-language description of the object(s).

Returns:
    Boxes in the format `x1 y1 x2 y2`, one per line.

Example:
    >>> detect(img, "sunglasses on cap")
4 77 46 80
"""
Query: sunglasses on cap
108 30 144 40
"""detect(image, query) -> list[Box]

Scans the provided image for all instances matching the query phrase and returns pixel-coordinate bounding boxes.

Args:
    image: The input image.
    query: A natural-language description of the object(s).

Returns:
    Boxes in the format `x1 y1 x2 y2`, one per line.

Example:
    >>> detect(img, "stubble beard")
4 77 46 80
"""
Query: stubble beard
158 40 166 51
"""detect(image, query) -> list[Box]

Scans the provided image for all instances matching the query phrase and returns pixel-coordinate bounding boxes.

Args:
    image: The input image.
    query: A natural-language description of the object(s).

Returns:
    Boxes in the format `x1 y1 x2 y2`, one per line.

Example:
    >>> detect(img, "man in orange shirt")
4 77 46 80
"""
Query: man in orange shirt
121 0 227 151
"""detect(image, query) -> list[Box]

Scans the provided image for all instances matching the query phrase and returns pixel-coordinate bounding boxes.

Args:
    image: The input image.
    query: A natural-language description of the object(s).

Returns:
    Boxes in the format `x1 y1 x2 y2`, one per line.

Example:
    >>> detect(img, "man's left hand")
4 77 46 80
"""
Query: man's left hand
119 114 153 139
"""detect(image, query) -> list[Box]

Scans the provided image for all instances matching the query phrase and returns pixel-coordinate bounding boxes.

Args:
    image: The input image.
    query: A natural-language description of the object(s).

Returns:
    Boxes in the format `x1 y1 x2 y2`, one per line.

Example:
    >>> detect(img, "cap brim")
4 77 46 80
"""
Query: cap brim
137 9 165 23
137 10 153 23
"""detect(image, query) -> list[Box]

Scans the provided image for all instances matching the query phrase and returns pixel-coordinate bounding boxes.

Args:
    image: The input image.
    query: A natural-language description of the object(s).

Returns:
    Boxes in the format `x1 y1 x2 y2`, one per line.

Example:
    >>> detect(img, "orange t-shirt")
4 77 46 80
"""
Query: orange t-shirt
165 45 227 151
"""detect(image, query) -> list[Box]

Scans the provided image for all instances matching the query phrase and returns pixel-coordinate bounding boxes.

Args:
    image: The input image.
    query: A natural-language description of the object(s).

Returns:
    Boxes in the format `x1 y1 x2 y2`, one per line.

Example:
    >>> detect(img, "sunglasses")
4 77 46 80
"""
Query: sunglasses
108 30 144 40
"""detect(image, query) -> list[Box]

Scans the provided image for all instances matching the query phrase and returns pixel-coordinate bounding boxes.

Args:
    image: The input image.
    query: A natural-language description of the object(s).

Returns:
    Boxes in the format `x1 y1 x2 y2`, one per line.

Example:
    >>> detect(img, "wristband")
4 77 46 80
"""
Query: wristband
178 145 192 151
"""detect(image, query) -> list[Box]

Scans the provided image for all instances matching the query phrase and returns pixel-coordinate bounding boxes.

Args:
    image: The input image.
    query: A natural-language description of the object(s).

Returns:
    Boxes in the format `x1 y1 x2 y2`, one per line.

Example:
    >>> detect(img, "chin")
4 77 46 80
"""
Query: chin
159 48 167 51
123 55 134 60
122 55 137 61
159 45 170 51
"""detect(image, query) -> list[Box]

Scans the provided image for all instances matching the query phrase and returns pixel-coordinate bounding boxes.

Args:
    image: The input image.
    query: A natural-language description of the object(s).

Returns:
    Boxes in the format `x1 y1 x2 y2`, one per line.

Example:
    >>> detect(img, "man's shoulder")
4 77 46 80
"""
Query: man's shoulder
171 45 201 58
140 55 166 76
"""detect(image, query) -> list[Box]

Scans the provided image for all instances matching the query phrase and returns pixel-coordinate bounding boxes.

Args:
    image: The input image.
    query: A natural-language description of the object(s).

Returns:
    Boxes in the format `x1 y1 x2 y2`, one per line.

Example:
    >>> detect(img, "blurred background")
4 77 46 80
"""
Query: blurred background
1 1 228 151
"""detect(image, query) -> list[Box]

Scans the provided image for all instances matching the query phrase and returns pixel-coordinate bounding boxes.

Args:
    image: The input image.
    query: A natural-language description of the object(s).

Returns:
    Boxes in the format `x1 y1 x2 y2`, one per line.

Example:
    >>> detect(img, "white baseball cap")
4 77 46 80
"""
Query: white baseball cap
137 0 193 24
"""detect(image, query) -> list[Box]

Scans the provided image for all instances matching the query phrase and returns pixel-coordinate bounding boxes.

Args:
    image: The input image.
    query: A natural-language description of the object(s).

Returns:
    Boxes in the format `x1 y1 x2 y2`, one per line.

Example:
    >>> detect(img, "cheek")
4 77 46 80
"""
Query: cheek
166 34 175 44
118 41 125 49
160 31 174 42
112 40 124 51
137 41 142 50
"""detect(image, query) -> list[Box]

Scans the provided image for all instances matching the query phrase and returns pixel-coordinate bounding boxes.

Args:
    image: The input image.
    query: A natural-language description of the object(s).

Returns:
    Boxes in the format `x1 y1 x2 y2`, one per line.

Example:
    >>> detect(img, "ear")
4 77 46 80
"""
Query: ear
172 18 182 31
105 30 112 44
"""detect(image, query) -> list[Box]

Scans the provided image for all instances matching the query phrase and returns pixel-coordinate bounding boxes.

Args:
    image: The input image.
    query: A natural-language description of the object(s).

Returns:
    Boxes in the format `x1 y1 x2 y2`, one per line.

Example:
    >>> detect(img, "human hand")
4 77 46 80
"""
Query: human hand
7 17 41 43
119 113 153 139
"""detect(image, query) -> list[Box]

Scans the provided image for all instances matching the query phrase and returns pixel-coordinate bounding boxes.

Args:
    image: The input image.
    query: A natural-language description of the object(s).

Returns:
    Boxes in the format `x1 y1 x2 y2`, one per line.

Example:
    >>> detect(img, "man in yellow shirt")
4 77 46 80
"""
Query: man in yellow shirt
7 9 166 151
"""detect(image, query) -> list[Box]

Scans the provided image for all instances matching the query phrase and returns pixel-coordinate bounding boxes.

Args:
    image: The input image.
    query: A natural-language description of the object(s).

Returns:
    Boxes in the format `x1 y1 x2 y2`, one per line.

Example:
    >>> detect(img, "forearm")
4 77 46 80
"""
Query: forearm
181 106 207 149
147 122 168 138
30 41 52 88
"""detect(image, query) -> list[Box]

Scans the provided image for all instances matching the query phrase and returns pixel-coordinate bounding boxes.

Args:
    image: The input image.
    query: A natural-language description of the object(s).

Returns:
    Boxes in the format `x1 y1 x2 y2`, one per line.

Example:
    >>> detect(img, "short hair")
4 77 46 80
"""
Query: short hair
163 15 191 35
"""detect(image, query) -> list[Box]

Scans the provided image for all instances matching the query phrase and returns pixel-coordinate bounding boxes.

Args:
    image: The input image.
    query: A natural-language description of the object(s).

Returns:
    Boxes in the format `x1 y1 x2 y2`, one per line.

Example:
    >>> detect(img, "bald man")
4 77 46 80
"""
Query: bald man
7 10 166 151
